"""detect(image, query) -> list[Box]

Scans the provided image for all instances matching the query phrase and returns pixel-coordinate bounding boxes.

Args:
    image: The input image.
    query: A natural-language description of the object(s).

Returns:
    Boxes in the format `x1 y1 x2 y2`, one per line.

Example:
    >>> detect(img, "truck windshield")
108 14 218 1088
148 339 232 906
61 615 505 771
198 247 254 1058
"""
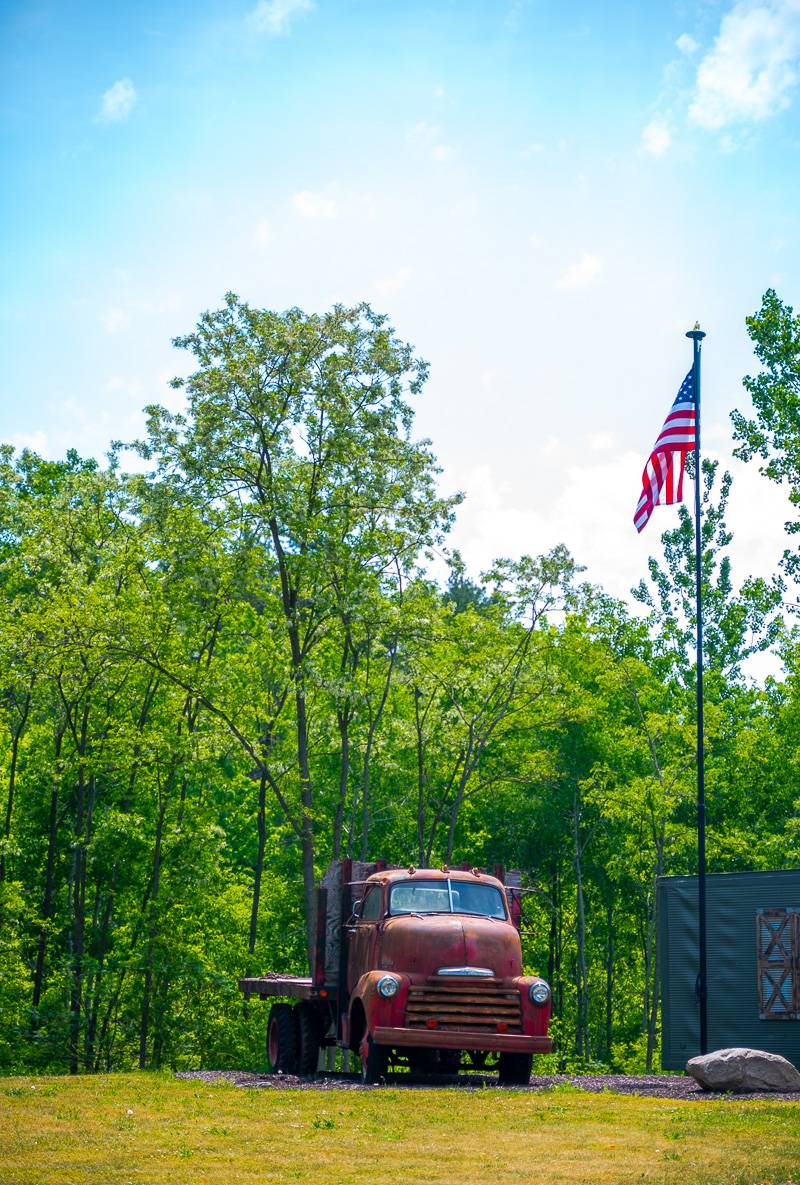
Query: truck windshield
389 879 506 919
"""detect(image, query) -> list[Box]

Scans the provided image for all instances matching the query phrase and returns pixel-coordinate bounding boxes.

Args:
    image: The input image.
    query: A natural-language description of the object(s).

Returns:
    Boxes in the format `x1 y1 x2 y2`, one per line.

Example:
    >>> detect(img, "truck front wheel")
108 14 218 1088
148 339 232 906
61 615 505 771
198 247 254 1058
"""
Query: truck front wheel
497 1051 532 1086
267 1002 298 1074
438 1049 462 1074
359 1035 389 1085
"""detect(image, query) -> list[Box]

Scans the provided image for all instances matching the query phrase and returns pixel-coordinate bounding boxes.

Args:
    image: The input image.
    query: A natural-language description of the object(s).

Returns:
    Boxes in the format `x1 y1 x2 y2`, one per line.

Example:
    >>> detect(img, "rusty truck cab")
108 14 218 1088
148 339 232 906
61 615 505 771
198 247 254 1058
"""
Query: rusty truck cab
346 867 552 1083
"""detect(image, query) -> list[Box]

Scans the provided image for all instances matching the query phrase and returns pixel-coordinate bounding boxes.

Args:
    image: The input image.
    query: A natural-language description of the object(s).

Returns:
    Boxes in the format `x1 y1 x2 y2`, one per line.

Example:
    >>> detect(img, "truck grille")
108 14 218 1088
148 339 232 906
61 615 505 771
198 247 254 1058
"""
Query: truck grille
405 982 522 1031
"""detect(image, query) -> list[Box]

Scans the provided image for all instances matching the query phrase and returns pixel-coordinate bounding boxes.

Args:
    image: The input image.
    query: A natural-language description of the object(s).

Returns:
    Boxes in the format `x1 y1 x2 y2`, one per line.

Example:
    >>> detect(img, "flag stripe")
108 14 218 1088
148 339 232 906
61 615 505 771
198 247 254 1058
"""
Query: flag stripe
633 370 696 532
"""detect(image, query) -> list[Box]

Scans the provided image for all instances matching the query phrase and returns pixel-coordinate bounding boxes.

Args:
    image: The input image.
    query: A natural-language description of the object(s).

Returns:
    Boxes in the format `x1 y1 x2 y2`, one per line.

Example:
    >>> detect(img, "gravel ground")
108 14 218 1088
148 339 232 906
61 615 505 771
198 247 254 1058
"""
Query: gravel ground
175 1069 800 1101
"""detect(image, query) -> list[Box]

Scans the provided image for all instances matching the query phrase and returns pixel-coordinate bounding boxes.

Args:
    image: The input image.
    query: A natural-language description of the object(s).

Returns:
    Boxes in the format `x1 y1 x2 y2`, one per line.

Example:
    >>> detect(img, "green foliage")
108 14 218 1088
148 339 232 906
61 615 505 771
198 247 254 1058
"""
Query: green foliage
632 459 783 682
732 287 800 575
0 880 32 1071
0 294 796 1077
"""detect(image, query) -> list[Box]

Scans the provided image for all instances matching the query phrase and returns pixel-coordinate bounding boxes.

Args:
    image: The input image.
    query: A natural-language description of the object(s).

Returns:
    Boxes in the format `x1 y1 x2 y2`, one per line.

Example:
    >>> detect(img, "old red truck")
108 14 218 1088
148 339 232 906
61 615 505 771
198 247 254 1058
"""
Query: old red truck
240 861 552 1084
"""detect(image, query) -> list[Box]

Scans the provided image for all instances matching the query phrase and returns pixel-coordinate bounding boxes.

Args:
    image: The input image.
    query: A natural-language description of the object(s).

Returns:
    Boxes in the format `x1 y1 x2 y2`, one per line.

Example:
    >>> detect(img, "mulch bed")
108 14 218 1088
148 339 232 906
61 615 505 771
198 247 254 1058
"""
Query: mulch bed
175 1069 800 1100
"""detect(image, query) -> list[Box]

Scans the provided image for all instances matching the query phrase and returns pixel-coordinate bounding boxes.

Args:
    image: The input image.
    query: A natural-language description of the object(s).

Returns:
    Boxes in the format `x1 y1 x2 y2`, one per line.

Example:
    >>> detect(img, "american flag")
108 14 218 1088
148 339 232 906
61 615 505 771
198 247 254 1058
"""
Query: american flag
633 369 697 533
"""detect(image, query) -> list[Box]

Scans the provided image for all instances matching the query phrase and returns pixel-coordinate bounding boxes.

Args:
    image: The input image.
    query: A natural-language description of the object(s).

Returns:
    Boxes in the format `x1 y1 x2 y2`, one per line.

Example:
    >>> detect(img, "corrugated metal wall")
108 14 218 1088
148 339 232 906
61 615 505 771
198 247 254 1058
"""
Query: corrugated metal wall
658 870 800 1070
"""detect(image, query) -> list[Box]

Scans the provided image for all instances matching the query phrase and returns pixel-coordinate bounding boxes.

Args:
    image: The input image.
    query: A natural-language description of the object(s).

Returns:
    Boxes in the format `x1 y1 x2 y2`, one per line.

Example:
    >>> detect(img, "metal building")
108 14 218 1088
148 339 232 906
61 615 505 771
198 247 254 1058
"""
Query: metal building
658 869 800 1070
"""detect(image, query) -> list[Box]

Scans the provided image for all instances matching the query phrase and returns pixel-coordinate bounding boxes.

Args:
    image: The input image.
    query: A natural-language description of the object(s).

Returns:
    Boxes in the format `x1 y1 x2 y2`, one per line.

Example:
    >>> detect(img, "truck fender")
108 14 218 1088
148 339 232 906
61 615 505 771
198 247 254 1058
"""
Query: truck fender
512 975 552 1036
351 970 410 1044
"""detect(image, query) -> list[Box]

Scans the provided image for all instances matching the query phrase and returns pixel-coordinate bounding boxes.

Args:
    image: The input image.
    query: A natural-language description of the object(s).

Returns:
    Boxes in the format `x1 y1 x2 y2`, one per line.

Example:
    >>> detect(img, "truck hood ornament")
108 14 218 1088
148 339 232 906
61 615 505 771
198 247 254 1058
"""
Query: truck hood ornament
436 966 494 977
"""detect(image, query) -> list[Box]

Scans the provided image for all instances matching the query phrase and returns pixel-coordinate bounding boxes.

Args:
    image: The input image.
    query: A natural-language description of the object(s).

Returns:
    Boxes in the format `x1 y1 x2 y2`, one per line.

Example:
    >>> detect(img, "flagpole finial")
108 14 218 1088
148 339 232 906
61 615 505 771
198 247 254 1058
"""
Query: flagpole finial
686 322 706 341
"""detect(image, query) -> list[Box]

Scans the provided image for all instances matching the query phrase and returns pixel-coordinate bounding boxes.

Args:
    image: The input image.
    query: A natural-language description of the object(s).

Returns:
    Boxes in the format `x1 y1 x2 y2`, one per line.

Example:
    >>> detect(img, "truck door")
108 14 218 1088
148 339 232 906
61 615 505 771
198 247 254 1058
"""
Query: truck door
347 884 383 992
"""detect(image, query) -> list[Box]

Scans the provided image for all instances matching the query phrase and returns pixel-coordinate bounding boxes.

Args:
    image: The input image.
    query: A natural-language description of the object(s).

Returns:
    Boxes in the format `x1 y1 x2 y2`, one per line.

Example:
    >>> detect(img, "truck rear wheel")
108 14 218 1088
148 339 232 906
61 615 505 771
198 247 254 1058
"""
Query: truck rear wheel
497 1051 532 1085
295 1002 321 1076
360 1036 389 1085
267 1002 298 1074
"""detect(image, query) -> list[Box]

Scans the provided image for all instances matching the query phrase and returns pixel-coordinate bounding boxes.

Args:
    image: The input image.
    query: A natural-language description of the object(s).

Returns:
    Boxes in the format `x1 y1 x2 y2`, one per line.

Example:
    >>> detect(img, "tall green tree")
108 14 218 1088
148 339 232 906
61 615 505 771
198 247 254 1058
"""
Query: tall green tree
137 296 457 960
732 287 800 577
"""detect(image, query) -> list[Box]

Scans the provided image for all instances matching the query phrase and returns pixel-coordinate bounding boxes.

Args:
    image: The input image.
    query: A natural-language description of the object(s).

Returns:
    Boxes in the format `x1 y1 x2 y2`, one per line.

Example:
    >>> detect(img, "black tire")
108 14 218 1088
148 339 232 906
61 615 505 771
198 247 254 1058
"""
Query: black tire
295 1002 321 1076
497 1051 532 1086
438 1049 462 1074
408 1048 438 1075
267 1002 298 1074
360 1035 389 1084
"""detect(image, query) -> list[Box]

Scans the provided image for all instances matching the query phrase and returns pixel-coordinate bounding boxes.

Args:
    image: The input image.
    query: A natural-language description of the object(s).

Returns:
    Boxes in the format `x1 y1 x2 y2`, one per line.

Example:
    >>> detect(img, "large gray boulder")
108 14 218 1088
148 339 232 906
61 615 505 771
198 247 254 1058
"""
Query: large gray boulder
686 1047 800 1092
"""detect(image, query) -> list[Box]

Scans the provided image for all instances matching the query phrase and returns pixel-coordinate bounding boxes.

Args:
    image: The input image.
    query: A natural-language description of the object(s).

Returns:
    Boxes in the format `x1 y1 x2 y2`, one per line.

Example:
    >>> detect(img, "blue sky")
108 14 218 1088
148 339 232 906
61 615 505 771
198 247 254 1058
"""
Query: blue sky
2 0 800 612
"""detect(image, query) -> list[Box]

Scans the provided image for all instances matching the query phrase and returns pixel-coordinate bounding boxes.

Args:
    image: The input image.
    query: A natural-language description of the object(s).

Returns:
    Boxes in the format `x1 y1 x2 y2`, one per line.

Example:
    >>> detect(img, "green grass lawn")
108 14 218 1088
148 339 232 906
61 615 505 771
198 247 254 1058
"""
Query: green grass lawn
1 1073 799 1185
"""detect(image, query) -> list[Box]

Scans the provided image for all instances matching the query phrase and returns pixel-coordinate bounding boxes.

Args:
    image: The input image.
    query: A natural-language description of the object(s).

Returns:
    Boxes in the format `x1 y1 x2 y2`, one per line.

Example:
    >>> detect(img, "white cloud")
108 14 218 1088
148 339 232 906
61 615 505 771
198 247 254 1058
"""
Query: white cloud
101 309 131 334
448 446 793 621
556 252 604 290
250 0 314 35
447 454 647 601
374 266 411 295
291 190 338 220
10 430 50 456
408 121 453 161
519 141 546 159
588 431 615 451
676 32 700 55
689 0 800 130
96 78 137 124
504 0 530 31
254 219 274 246
641 116 672 156
409 121 439 148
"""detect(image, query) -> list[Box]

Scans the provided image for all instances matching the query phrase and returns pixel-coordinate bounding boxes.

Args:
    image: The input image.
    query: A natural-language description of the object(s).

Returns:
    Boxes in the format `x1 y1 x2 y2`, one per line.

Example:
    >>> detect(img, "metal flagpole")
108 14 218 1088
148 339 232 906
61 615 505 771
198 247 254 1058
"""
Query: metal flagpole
686 323 707 1055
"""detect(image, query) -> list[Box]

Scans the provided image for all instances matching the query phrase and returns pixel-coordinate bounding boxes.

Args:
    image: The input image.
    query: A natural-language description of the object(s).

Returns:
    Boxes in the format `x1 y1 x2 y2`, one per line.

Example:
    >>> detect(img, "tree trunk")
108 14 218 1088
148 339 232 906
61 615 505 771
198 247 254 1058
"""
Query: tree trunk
68 705 91 1075
88 674 157 1065
425 753 464 864
547 867 557 997
69 766 93 1073
604 898 614 1063
139 795 166 1069
359 645 395 862
32 720 66 1011
445 763 471 864
267 514 317 968
640 898 650 1037
287 616 316 967
152 974 168 1069
547 864 565 1066
646 939 660 1072
84 891 114 1071
572 786 589 1062
333 709 350 862
248 766 268 960
1 690 32 883
296 691 316 969
645 836 665 1070
414 688 426 867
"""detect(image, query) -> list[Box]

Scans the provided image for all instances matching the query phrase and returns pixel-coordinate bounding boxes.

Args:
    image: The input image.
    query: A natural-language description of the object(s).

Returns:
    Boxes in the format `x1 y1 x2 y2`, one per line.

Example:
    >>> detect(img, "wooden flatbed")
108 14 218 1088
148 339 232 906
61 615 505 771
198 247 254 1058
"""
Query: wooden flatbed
239 976 334 1001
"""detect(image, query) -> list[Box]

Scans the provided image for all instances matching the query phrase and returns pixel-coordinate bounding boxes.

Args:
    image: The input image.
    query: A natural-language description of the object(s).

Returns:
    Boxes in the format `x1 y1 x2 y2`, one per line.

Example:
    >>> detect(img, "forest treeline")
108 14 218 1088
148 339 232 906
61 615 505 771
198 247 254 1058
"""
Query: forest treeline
1 290 799 1076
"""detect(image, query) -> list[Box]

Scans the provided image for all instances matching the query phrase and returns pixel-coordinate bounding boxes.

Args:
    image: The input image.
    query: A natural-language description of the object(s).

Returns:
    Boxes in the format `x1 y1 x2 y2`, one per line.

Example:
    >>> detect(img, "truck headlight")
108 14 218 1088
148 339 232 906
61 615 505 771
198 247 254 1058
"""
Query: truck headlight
529 981 550 1005
377 975 400 999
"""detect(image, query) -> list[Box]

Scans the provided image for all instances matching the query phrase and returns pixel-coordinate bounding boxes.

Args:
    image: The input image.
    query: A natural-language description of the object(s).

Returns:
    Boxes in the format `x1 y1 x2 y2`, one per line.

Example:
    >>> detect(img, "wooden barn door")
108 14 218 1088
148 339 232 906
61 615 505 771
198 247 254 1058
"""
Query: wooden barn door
756 908 799 1020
